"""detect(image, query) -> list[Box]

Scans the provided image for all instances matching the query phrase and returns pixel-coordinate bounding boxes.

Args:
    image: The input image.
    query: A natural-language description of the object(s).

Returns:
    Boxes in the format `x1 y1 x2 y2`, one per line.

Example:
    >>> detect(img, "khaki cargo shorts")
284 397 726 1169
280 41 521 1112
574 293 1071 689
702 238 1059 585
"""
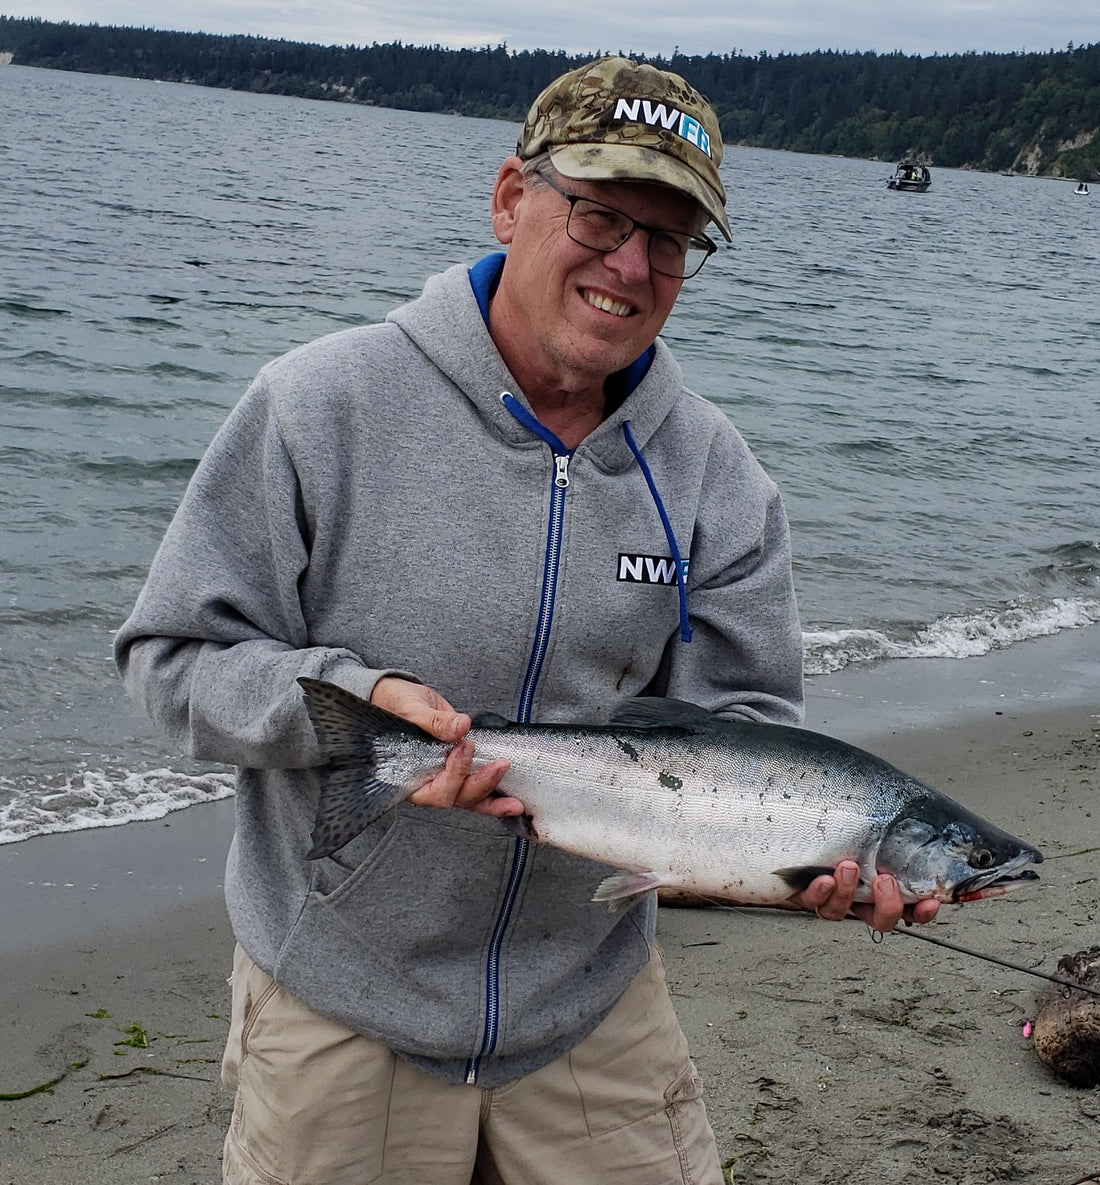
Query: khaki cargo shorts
221 944 722 1185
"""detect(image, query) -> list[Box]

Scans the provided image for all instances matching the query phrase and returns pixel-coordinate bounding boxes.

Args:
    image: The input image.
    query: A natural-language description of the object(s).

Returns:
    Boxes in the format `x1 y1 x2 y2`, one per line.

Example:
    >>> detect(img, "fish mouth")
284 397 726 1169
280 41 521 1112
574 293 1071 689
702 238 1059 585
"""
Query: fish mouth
952 867 1041 904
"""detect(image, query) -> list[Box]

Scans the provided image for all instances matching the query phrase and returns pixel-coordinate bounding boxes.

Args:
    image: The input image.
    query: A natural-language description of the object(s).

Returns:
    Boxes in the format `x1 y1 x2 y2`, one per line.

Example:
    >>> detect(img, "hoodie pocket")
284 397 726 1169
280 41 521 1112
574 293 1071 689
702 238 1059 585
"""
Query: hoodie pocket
273 806 514 1058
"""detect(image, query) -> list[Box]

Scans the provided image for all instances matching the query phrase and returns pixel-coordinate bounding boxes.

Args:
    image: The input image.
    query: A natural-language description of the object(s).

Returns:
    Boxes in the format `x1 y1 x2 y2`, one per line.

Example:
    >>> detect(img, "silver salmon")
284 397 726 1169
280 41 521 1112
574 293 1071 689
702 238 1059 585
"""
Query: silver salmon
298 678 1042 909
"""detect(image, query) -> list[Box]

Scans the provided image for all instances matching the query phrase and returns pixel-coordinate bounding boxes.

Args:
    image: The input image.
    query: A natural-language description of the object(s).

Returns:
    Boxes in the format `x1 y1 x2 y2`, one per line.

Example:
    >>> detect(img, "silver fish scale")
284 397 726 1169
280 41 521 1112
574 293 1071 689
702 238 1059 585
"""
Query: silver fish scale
469 725 909 902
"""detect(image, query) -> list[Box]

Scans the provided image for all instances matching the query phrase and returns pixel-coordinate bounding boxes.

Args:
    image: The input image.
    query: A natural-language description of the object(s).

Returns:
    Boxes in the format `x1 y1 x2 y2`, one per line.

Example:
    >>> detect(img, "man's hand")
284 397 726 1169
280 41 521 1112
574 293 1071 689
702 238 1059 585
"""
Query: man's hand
793 859 940 932
369 677 524 818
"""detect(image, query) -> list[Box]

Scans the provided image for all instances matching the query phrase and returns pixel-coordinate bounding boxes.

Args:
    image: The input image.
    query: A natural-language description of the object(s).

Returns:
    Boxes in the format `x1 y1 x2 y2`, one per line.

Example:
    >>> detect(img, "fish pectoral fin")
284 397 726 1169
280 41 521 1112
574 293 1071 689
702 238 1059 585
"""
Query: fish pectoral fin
773 865 841 893
591 870 666 913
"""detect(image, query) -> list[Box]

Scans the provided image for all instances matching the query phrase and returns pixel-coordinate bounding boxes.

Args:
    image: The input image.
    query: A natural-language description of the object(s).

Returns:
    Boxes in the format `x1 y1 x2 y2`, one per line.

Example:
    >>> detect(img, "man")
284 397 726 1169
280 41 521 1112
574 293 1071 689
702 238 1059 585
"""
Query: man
116 56 936 1185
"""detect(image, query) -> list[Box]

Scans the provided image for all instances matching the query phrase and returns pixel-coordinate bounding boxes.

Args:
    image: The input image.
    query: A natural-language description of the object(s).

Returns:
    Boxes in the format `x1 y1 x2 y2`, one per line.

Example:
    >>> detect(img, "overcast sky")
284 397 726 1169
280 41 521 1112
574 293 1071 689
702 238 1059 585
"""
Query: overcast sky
6 1 1094 58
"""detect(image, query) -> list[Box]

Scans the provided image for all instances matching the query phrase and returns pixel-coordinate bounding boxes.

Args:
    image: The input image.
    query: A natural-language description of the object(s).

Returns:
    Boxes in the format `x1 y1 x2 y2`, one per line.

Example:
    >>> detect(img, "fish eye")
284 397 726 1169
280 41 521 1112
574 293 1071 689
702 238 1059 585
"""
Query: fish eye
969 848 995 869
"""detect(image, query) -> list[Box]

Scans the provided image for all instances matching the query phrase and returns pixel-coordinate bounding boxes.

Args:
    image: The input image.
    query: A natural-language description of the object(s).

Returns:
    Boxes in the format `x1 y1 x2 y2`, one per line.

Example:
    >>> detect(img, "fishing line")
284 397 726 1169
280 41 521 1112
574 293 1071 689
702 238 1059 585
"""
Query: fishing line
705 902 1100 997
879 926 1100 999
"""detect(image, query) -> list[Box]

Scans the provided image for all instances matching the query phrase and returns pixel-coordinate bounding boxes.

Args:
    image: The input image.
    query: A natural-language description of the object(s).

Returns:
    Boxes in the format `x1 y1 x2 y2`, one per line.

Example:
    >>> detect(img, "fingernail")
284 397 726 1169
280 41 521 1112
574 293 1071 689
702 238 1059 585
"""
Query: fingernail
840 866 858 888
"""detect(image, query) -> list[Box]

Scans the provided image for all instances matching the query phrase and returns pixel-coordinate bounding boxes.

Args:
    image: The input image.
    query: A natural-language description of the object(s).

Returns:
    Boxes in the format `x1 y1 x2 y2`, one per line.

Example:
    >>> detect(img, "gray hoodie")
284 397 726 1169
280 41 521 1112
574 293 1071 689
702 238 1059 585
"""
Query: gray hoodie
115 258 803 1087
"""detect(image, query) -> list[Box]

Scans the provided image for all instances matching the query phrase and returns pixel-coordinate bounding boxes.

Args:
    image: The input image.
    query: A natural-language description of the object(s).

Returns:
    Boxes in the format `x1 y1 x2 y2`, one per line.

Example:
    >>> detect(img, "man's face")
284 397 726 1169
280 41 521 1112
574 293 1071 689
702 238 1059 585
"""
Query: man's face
490 162 707 390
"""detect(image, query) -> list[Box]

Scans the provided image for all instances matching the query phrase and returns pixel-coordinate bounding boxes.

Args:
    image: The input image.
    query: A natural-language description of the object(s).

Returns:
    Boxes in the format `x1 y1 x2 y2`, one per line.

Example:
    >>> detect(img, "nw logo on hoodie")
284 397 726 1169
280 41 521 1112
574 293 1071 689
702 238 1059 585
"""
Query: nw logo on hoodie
617 554 689 585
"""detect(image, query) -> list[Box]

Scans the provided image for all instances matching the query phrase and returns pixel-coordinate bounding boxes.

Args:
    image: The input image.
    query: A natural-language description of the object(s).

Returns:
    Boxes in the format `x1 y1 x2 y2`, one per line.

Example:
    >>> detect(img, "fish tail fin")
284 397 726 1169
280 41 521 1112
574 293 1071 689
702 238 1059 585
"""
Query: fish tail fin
297 677 437 859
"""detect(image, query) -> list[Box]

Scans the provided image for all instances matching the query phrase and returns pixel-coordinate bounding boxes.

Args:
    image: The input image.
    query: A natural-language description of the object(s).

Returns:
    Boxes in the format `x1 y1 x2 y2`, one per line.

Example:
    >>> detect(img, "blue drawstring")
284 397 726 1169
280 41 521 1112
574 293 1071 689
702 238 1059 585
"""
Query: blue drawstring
499 393 570 455
623 421 693 644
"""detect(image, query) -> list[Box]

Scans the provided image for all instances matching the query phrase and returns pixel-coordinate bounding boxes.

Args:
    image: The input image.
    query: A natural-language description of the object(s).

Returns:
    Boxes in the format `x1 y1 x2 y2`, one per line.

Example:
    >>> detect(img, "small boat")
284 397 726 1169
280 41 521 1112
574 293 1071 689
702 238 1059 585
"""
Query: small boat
1075 182 1091 196
887 162 932 192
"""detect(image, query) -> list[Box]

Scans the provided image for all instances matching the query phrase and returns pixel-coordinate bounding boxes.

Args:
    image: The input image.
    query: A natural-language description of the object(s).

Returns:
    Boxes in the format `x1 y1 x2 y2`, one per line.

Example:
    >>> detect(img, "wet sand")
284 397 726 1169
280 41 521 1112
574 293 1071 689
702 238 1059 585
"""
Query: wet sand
3 630 1098 1184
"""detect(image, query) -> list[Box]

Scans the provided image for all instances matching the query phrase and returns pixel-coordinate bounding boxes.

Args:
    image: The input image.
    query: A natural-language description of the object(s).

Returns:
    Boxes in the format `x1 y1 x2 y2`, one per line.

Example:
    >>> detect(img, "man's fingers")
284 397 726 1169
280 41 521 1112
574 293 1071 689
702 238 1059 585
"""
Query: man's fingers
408 750 515 813
428 709 472 744
858 873 905 933
803 865 939 932
402 706 470 743
454 758 512 809
407 738 475 807
811 860 859 920
369 676 471 743
471 791 526 819
908 897 940 925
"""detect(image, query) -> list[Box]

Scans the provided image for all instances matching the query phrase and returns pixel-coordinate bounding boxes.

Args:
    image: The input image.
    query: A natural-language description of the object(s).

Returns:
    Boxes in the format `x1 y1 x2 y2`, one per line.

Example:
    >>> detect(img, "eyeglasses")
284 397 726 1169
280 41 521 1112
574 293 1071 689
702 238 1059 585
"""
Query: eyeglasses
536 173 717 280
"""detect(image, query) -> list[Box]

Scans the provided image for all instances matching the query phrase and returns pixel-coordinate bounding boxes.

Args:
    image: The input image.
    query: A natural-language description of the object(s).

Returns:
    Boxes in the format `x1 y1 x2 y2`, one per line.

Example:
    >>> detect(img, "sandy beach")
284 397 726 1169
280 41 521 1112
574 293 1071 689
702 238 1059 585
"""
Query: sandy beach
4 630 1098 1184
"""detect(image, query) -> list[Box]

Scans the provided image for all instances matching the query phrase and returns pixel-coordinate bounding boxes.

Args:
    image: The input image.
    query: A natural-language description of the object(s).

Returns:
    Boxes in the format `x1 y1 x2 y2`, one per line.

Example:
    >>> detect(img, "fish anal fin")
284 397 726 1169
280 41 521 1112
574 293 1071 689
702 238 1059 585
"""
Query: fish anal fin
591 870 666 913
773 865 840 893
497 812 538 841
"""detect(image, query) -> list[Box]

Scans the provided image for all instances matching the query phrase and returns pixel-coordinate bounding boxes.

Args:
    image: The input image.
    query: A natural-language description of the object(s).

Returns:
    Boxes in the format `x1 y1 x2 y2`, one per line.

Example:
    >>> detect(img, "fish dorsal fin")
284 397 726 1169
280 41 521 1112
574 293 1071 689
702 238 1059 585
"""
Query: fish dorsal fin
470 711 514 729
608 697 717 732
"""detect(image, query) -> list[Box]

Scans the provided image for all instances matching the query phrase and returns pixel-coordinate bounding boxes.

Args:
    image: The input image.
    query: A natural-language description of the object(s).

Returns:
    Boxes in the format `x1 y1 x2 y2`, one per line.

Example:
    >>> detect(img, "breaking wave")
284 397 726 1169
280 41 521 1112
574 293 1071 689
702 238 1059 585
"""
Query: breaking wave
803 595 1100 676
2 597 1096 845
0 767 235 846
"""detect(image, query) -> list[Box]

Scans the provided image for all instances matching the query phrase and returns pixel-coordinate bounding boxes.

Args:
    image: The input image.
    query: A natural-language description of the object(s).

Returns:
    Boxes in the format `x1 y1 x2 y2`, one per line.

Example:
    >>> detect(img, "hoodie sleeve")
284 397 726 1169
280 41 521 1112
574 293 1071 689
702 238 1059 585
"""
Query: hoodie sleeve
114 374 398 769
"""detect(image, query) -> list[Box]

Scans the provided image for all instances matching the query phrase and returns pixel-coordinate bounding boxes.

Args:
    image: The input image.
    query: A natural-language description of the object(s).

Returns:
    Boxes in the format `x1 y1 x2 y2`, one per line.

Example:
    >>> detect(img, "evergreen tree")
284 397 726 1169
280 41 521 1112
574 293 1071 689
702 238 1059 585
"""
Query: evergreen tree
0 16 1096 178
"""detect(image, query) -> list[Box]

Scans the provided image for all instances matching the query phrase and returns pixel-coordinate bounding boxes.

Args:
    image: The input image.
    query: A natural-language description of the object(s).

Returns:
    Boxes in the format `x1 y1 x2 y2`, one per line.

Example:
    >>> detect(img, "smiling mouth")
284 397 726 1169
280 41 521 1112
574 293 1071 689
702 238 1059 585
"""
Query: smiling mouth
583 290 633 318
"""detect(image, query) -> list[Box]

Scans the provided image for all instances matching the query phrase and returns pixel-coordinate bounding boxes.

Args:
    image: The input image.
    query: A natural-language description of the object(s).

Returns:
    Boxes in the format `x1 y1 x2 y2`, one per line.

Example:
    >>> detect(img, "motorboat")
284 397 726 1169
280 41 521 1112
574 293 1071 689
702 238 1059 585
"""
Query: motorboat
887 162 932 192
1075 182 1091 195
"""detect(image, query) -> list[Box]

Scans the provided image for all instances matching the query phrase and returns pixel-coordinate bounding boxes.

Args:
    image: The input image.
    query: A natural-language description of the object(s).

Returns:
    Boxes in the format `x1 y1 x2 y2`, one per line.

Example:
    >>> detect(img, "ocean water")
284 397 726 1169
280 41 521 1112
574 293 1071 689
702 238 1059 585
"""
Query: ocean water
1 64 1097 843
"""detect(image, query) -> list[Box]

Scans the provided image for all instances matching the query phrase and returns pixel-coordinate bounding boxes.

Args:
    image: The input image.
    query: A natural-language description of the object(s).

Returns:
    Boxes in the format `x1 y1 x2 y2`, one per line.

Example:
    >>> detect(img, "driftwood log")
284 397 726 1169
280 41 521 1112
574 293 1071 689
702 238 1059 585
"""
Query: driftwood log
1033 946 1100 1088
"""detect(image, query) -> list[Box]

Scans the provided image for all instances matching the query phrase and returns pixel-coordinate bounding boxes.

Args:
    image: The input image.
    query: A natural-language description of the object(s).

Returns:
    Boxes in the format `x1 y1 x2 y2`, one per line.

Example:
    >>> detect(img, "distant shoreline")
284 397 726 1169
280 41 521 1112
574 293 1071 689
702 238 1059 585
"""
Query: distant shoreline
2 18 1097 180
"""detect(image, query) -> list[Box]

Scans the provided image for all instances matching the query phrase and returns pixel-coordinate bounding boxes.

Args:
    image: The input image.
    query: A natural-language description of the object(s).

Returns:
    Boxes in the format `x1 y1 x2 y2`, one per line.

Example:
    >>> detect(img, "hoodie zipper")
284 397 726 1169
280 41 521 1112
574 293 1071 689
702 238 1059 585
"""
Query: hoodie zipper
463 396 572 1085
517 449 570 721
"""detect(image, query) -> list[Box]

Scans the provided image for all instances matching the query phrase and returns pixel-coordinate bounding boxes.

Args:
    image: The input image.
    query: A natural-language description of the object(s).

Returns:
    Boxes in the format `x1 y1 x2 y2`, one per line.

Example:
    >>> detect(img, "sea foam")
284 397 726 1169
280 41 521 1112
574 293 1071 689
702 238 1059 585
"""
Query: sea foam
803 595 1100 676
0 767 235 845
2 596 1096 845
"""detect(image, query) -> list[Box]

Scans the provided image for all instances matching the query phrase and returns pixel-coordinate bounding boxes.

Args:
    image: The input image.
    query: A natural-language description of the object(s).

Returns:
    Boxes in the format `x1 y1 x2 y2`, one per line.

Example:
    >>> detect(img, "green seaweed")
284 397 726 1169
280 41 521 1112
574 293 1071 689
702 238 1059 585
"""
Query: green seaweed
0 1072 69 1100
0 1060 87 1101
114 1023 150 1050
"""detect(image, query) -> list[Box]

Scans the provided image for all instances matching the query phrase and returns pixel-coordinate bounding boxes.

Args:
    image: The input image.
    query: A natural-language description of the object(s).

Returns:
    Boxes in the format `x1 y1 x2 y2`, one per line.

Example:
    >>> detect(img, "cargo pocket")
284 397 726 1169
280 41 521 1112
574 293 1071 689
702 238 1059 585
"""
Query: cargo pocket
224 955 392 1185
222 945 279 1091
567 949 695 1137
663 1058 715 1183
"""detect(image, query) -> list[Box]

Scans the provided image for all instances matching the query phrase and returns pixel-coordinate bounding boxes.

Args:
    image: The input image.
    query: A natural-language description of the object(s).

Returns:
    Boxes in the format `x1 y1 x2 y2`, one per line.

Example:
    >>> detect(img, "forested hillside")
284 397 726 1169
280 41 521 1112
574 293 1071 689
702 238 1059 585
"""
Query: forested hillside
1 15 1097 178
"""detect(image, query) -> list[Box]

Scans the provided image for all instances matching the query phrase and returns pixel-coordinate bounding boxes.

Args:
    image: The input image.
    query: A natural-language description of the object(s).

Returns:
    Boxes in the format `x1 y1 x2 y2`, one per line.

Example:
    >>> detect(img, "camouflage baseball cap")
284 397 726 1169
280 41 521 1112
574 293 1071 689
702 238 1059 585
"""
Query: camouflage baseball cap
517 56 730 241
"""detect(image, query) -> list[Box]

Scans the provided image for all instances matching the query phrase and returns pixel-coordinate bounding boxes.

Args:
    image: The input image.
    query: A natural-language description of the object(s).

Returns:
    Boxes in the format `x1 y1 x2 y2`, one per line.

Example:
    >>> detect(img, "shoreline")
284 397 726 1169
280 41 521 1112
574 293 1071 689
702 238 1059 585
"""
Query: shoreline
804 620 1100 742
5 629 1099 1182
3 627 1096 956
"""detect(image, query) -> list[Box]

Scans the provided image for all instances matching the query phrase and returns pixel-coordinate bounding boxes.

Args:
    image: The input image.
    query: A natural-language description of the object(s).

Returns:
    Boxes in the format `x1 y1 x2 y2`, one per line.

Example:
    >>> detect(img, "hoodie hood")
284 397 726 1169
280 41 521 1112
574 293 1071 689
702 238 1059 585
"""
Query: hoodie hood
385 259 689 476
